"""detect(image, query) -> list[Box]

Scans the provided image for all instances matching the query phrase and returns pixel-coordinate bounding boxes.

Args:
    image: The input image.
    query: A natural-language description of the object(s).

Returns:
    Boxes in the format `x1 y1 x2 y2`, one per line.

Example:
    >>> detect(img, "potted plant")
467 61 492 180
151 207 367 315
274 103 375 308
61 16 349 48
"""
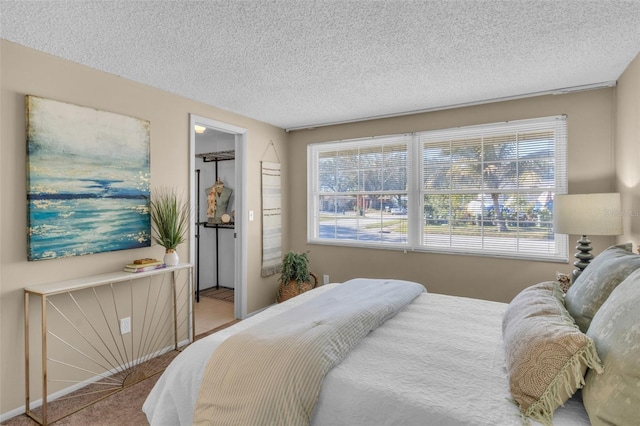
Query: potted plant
149 187 190 266
276 250 318 303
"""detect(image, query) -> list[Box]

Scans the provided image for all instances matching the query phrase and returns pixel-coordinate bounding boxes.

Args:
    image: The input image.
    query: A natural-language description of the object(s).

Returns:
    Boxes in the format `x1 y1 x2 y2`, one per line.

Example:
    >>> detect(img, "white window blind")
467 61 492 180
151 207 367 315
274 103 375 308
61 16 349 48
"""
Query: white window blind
308 116 568 261
309 134 411 246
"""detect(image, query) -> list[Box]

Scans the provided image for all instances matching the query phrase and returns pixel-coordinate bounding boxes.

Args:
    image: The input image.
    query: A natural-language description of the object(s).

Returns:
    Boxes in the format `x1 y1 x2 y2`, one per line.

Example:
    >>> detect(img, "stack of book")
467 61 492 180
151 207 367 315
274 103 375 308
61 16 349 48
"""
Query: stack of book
123 258 166 273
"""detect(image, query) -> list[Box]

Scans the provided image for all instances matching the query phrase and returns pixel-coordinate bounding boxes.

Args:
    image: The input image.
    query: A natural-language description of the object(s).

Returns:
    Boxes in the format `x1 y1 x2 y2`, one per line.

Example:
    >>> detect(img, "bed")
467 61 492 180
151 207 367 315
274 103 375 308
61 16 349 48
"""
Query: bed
143 244 640 426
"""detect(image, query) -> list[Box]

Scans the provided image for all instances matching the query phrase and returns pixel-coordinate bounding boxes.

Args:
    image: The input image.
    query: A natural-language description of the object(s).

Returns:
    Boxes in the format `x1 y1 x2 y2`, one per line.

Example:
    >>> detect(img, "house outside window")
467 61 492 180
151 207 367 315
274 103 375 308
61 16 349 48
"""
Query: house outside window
308 116 568 261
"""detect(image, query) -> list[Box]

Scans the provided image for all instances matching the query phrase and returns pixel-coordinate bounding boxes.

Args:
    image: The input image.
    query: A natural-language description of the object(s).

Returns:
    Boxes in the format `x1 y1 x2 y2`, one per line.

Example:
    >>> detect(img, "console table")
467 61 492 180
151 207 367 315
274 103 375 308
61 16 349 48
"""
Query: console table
23 263 193 425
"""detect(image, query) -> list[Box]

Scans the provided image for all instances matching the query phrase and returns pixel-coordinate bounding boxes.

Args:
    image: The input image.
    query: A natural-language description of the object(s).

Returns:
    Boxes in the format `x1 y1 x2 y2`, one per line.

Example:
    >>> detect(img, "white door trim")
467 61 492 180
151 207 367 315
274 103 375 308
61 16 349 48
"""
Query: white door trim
189 114 248 319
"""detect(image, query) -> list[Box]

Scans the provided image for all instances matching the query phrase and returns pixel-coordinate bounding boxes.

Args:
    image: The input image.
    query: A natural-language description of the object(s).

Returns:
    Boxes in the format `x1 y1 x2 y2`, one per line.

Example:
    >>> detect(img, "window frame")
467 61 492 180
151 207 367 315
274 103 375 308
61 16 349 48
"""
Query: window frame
307 116 568 262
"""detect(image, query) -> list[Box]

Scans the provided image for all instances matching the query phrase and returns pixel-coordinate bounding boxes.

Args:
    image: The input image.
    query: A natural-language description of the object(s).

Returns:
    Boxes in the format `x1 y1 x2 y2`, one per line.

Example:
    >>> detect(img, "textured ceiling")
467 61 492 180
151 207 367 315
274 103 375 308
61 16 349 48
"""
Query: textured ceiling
2 1 640 130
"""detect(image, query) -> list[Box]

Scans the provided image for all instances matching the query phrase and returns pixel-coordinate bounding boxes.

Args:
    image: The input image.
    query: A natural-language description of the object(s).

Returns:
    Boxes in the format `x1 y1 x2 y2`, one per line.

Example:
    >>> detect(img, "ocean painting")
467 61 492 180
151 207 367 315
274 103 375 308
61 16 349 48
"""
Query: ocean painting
26 96 151 261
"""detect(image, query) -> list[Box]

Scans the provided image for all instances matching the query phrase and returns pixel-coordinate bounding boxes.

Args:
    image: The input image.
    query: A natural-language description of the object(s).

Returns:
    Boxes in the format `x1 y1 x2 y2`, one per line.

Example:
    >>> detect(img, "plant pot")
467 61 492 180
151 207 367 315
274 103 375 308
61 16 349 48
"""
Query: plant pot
164 249 179 266
276 273 318 303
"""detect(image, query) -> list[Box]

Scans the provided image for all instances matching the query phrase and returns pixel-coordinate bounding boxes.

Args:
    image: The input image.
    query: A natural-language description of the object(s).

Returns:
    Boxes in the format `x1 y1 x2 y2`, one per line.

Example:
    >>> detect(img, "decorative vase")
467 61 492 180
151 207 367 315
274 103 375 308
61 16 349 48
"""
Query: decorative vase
164 249 179 266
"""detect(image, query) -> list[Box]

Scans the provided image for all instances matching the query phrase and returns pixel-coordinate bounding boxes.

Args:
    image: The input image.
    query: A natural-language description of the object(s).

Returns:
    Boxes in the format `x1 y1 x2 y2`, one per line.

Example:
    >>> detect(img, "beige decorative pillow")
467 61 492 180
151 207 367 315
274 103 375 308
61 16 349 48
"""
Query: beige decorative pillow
565 243 640 332
555 271 572 293
583 268 640 426
502 281 603 426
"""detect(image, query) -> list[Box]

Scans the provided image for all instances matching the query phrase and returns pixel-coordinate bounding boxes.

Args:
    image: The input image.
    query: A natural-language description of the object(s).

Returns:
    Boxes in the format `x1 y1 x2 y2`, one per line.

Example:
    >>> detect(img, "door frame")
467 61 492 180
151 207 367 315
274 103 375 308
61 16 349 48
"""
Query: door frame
189 114 248 319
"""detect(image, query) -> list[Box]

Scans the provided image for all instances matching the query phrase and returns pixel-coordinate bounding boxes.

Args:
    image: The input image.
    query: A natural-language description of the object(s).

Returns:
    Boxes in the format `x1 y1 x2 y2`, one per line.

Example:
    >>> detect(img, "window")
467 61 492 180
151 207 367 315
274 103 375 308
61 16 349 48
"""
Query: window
309 134 411 244
418 116 567 259
308 116 568 261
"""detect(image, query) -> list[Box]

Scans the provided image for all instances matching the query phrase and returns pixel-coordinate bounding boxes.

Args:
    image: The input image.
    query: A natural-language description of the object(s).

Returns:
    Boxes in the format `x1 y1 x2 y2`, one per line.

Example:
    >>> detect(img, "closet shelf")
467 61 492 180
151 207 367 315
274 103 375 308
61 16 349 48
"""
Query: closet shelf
198 221 235 229
196 150 235 162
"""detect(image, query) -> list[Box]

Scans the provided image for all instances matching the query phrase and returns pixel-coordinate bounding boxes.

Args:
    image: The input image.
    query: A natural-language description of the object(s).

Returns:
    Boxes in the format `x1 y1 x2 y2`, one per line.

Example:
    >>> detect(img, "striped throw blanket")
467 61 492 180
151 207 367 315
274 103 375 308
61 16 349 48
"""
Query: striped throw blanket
193 278 425 426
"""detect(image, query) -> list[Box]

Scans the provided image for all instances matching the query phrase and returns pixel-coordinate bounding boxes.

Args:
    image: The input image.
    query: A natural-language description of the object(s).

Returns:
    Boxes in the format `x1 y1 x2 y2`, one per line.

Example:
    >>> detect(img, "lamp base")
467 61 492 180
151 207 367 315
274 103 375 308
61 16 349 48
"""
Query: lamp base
572 235 593 282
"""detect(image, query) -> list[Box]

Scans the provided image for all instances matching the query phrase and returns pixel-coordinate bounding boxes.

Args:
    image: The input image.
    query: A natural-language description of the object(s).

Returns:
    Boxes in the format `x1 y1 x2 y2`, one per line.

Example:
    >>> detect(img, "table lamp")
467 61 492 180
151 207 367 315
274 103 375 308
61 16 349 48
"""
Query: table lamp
553 193 623 281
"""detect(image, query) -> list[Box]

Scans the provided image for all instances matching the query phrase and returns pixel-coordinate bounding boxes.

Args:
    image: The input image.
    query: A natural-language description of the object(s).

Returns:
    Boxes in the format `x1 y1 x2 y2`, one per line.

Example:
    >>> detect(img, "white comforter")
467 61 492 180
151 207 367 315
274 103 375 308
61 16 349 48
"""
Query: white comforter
143 282 591 426
194 279 424 425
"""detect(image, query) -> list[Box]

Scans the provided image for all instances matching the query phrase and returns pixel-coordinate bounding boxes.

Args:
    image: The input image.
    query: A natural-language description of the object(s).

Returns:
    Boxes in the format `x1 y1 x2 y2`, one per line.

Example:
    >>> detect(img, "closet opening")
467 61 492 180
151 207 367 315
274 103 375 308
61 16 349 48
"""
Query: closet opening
189 115 247 338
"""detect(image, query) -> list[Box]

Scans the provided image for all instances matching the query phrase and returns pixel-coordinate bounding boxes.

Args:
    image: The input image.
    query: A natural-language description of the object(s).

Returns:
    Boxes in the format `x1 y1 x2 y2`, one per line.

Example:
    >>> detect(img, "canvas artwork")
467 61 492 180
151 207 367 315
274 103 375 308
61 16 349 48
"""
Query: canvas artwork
26 95 151 260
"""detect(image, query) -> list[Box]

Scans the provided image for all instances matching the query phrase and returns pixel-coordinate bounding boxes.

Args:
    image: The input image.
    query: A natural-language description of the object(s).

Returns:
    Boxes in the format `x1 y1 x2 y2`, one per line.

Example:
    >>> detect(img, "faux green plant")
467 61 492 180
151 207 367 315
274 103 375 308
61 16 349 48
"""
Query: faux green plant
149 187 190 251
279 250 311 286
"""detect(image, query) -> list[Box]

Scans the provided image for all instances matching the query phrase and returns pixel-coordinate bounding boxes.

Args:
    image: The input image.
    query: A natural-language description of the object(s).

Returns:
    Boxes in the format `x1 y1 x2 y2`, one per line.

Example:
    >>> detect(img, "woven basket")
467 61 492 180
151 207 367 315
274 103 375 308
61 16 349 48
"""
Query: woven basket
276 273 318 303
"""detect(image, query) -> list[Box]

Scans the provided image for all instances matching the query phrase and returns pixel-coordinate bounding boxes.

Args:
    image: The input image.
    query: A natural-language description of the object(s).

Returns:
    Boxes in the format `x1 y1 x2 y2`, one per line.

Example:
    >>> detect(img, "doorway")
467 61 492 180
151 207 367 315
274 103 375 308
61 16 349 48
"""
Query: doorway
189 114 247 337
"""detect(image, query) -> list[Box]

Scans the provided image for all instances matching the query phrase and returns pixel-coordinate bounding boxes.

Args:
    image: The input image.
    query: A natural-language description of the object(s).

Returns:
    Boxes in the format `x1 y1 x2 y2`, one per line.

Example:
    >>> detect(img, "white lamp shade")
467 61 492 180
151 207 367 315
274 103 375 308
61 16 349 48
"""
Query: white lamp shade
553 193 623 236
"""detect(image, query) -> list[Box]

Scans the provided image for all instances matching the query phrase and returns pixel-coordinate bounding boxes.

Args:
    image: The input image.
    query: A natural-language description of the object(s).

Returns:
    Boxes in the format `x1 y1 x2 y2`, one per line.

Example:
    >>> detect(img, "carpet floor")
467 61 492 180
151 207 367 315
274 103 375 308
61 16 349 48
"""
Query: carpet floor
2 320 240 426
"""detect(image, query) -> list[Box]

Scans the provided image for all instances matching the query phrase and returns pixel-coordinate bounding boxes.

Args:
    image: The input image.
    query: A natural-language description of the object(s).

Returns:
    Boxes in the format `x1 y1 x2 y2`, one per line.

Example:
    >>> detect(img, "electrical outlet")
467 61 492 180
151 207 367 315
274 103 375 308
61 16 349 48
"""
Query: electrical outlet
119 317 131 335
323 274 329 285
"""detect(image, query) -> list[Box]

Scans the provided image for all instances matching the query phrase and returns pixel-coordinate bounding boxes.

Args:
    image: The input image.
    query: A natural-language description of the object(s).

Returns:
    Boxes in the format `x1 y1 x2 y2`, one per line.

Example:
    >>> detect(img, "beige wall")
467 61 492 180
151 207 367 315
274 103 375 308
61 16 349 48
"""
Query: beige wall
615 53 640 247
0 40 287 415
288 89 619 303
